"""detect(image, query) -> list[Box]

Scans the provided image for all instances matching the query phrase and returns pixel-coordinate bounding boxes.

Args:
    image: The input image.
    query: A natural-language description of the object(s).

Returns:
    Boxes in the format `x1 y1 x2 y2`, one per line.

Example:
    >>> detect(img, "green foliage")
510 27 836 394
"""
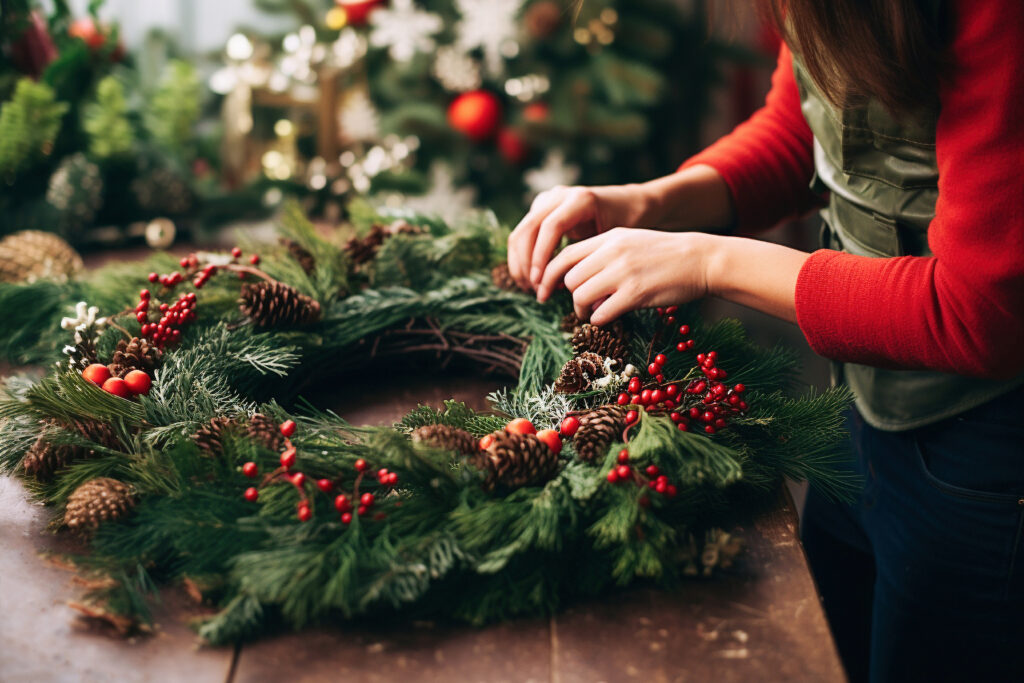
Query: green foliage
83 76 134 159
0 78 68 179
144 60 200 158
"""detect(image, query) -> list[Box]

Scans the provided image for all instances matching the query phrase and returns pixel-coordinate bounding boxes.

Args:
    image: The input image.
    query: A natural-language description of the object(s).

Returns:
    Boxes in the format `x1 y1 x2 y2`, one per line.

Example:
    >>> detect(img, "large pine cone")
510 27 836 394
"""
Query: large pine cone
344 220 422 266
64 477 136 533
573 405 628 463
108 336 162 378
411 424 478 456
192 413 284 456
0 230 84 283
553 352 606 394
472 430 559 492
491 263 526 292
22 418 120 480
239 281 321 328
571 324 629 366
281 238 316 275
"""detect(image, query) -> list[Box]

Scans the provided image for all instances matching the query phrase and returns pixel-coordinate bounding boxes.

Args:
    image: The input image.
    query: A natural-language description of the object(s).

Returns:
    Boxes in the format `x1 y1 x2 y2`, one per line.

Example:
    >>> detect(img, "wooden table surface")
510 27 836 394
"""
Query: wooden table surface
0 367 844 683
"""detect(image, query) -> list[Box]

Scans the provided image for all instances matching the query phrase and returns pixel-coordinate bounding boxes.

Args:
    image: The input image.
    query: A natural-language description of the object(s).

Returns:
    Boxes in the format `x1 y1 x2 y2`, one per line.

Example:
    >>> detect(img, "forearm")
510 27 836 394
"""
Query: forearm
634 164 735 231
704 235 809 323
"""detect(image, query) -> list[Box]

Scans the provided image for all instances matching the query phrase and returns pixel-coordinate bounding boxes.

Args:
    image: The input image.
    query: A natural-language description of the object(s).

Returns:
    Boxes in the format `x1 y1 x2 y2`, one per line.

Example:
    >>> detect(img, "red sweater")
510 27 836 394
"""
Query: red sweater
682 1 1024 379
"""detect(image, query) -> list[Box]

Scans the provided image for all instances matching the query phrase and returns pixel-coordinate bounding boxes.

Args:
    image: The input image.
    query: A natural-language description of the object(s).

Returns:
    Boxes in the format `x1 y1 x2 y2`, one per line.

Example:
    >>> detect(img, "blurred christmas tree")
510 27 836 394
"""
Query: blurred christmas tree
0 0 204 243
215 0 724 222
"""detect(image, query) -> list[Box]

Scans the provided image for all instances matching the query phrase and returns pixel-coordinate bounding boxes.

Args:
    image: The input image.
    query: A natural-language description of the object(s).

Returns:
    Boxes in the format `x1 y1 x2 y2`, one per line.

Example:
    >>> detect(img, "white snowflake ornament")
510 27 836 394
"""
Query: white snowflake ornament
432 46 482 92
405 162 477 225
368 0 443 63
338 89 380 143
454 0 525 77
523 149 580 201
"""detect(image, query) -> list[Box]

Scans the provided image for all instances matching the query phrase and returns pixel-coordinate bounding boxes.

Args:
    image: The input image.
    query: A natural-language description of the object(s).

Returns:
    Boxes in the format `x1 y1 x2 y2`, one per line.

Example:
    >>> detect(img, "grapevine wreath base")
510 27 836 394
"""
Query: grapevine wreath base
0 201 853 643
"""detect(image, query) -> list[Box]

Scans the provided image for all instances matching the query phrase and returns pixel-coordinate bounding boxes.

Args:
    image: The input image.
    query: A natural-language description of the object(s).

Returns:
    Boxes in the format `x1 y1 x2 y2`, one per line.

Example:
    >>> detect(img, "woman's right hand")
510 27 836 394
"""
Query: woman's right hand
507 183 649 291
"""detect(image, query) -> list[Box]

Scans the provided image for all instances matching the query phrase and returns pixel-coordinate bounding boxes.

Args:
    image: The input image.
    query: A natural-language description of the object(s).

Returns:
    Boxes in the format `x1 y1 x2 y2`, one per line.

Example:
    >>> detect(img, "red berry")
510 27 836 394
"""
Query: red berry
315 479 332 492
341 512 353 524
697 354 707 364
179 257 190 268
231 247 242 258
242 462 258 477
148 272 159 283
354 458 368 472
535 429 563 455
291 472 306 487
666 485 677 497
665 306 678 315
645 464 659 476
615 464 631 480
739 401 749 411
279 419 296 437
82 363 111 387
645 405 656 413
280 447 296 469
654 354 667 366
616 393 630 406
703 411 715 423
663 399 676 410
505 417 536 435
655 374 665 384
360 492 374 506
244 487 259 502
686 339 695 349
670 412 682 423
625 410 639 424
123 370 152 396
607 470 620 483
734 383 746 393
676 342 687 352
640 389 652 404
628 377 642 394
479 434 495 450
729 395 741 406
101 376 132 398
705 425 716 434
648 363 660 376
715 418 728 429
655 480 667 494
297 505 312 522
386 472 398 485
249 254 260 265
666 316 676 325
656 307 665 316
678 325 690 336
159 303 169 312
559 416 580 437
666 384 679 398
650 389 664 404
334 494 351 511
617 449 630 464
689 407 701 419
677 422 689 432
630 394 640 404
377 468 389 481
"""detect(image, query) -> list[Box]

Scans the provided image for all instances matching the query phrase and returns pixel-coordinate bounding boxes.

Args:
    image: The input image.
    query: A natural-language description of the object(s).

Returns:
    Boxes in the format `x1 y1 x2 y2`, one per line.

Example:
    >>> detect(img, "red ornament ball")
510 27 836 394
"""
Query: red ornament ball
559 415 580 437
535 429 562 455
505 417 536 435
335 0 385 26
82 363 111 387
447 91 502 142
101 376 131 398
123 370 152 396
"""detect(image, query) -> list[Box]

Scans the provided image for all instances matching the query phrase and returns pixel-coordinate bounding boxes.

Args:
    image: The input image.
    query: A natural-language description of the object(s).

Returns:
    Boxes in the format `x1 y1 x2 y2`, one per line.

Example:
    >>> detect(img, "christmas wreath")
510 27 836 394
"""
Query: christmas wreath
0 201 853 643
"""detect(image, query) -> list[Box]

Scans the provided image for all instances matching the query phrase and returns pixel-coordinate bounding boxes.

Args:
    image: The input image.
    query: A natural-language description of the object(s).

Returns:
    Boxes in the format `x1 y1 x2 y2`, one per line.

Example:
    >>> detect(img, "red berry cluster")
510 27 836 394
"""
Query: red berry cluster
682 352 748 435
135 286 196 349
242 419 399 525
605 448 678 502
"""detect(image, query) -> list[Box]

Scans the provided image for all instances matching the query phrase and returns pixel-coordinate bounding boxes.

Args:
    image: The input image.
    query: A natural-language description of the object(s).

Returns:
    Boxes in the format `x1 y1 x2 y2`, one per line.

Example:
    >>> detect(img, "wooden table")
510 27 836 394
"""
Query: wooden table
0 368 844 682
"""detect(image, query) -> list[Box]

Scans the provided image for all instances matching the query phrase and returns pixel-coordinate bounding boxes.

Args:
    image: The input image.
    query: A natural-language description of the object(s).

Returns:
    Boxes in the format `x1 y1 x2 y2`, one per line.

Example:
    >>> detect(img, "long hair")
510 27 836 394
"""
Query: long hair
759 0 949 116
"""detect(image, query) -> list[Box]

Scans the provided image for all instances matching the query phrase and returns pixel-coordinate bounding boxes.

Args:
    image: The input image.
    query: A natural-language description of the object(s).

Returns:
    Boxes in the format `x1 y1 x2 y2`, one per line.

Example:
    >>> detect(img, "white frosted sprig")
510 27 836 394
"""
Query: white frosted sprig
61 301 108 333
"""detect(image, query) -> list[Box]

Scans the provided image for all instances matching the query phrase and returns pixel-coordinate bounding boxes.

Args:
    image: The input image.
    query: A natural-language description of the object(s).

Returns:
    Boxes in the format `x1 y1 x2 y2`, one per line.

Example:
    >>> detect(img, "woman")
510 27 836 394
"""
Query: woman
507 1 1024 681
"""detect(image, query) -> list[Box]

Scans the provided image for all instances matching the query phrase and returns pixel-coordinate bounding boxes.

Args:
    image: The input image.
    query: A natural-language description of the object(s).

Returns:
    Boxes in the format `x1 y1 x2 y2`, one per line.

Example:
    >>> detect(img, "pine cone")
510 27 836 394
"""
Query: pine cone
107 336 162 378
553 352 606 393
411 424 479 456
472 430 559 491
64 336 98 370
192 413 283 456
280 238 316 275
239 281 321 328
22 418 120 480
560 313 626 339
571 324 629 366
64 477 136 533
0 230 84 283
491 263 526 292
573 405 628 463
344 220 422 266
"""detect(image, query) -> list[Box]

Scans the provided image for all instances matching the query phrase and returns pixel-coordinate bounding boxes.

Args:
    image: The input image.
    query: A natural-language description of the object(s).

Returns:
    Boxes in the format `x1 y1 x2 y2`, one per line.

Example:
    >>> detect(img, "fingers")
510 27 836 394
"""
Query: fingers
589 290 637 327
570 269 617 322
529 189 596 287
535 238 599 303
508 189 565 289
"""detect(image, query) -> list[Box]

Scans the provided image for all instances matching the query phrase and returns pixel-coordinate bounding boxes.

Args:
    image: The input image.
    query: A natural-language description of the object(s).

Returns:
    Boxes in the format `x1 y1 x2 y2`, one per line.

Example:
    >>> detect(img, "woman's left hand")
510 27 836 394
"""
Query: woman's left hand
535 228 717 327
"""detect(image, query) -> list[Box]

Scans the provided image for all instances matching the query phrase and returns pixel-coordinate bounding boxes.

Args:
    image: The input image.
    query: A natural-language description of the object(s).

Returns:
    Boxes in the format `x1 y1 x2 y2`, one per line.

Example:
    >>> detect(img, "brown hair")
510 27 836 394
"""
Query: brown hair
759 0 949 116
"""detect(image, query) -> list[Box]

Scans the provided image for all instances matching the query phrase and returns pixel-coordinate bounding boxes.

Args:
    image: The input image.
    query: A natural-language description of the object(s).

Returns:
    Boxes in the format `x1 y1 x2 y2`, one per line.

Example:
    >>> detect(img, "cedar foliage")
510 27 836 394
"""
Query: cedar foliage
0 201 854 643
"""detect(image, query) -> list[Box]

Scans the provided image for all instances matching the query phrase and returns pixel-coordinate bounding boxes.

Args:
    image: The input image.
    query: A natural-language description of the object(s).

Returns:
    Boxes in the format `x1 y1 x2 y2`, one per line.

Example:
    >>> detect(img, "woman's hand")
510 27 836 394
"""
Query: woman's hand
536 228 717 326
507 184 649 291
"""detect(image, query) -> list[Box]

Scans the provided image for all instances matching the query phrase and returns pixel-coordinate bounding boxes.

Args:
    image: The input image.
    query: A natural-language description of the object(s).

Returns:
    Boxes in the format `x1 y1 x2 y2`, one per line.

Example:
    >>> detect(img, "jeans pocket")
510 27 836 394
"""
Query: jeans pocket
913 435 1024 505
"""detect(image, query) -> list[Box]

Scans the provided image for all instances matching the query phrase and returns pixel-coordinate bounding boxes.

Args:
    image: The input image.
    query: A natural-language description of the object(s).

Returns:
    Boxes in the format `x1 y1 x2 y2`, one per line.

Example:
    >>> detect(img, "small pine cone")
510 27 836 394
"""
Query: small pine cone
64 477 136 533
0 230 84 283
573 405 628 463
553 352 606 393
22 418 120 480
411 424 479 456
65 336 98 370
472 430 559 492
193 414 284 456
192 416 235 456
239 281 321 328
108 336 162 378
560 312 582 334
280 238 316 274
246 413 285 452
571 324 629 366
491 263 526 292
344 221 422 266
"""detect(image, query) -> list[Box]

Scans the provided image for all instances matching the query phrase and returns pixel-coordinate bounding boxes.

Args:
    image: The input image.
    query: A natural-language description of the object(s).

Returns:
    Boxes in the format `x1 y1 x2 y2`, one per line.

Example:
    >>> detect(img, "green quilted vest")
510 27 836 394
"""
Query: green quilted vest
792 56 1023 431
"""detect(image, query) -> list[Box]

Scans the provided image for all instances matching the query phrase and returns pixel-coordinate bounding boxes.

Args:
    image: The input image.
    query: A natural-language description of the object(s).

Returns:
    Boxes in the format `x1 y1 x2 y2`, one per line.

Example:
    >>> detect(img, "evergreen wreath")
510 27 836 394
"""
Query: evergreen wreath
0 200 854 643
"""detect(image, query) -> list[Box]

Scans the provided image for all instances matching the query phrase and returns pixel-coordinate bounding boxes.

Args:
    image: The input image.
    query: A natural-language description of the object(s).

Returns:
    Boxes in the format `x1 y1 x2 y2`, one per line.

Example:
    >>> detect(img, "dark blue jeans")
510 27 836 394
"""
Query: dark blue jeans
802 394 1024 683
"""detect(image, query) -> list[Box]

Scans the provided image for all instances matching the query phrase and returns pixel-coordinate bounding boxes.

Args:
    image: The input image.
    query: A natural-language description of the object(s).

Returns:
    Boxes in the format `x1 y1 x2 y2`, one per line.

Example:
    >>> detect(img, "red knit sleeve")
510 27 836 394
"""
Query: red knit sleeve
679 43 817 233
794 0 1024 378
